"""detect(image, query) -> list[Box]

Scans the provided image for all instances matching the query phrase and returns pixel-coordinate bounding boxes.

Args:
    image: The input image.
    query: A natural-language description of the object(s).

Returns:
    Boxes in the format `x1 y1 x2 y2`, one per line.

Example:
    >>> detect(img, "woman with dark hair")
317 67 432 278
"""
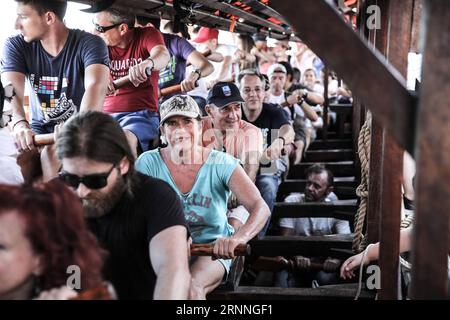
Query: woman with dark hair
0 180 105 299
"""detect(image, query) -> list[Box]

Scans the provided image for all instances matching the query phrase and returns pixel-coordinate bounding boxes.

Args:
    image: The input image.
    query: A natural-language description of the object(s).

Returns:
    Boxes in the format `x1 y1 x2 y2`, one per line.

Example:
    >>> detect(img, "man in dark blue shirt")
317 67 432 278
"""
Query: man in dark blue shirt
1 0 109 151
238 69 295 236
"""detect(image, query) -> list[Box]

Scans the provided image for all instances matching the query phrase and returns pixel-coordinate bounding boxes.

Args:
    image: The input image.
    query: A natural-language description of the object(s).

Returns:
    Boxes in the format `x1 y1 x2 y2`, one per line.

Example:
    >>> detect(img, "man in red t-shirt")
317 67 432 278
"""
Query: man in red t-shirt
94 8 170 155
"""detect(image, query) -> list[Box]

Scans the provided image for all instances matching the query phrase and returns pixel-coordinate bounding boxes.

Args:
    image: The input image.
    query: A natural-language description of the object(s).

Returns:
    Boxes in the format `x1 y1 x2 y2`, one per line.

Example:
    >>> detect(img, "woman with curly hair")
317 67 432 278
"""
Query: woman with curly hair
0 180 105 299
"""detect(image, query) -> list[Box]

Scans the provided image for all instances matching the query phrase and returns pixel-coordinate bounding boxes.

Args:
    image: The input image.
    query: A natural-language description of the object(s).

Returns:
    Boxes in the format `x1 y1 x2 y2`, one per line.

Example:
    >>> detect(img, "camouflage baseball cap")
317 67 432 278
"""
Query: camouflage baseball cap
159 95 201 125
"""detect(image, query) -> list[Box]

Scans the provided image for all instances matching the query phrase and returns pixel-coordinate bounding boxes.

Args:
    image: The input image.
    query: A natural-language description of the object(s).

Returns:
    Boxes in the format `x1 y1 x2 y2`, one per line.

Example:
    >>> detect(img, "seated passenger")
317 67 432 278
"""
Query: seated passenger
276 164 350 287
267 63 320 165
238 69 295 237
56 111 190 299
202 82 263 231
136 95 270 299
0 180 104 300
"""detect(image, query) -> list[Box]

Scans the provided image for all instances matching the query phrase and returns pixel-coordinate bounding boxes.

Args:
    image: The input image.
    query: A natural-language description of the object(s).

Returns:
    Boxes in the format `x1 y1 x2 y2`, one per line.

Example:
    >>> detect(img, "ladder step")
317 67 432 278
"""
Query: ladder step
308 139 352 150
304 149 354 162
316 131 352 139
277 178 357 201
209 284 375 300
249 234 354 257
273 200 357 220
288 161 355 179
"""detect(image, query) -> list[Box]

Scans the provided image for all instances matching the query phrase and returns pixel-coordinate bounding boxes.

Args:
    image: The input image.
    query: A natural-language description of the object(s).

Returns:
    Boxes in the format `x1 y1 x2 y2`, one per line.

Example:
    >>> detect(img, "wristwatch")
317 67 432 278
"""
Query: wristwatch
301 90 308 100
193 68 202 79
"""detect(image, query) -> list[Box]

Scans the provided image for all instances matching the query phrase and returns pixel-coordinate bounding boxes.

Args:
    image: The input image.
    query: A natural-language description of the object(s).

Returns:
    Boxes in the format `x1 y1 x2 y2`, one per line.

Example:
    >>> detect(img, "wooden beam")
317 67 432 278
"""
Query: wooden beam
323 66 330 140
250 234 353 257
288 161 355 179
367 119 383 245
411 0 450 299
277 186 356 201
209 284 376 300
308 139 353 150
277 177 357 200
272 200 357 220
238 0 291 26
377 0 412 300
109 0 291 36
352 98 363 182
190 0 288 33
410 0 423 52
271 0 417 154
304 149 355 162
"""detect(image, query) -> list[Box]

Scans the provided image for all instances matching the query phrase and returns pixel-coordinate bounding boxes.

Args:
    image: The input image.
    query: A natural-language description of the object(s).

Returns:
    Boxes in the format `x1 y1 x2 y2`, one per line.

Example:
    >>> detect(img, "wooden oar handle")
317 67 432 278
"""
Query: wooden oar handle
190 243 251 256
160 84 182 97
34 133 55 146
112 67 152 90
306 262 325 271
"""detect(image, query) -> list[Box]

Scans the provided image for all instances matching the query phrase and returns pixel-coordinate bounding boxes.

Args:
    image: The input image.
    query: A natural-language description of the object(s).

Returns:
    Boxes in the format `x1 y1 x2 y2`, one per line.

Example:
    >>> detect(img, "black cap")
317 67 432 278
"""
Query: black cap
207 82 244 108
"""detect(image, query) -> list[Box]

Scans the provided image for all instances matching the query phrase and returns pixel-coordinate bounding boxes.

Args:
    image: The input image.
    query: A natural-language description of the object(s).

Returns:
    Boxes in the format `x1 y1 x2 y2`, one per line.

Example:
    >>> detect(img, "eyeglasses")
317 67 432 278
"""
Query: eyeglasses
93 21 122 33
58 163 117 189
241 87 264 95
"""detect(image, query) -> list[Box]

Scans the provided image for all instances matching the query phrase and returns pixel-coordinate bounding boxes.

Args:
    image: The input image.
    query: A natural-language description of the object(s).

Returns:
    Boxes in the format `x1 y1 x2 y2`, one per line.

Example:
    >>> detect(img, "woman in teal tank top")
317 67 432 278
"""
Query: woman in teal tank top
136 95 270 299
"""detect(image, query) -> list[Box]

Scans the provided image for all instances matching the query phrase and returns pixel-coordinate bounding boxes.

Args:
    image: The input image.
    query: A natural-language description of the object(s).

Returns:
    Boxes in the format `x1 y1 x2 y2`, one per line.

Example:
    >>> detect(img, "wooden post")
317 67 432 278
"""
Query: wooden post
323 66 329 140
378 0 413 300
352 97 363 182
367 120 383 244
410 0 450 299
367 0 390 246
410 0 423 53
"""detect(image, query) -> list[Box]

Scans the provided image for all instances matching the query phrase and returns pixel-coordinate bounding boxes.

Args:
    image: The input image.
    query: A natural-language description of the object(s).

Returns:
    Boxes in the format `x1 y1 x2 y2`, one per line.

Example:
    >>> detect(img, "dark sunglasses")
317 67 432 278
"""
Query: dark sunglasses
58 163 117 189
93 21 122 33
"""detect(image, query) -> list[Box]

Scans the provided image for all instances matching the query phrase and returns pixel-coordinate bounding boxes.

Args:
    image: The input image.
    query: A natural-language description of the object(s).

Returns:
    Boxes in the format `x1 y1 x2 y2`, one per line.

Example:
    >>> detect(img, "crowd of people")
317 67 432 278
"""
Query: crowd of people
6 0 427 301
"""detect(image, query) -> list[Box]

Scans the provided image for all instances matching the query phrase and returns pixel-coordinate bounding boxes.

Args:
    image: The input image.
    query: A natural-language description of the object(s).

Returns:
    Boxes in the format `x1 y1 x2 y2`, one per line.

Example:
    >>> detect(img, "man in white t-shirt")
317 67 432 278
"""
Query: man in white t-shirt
191 27 236 91
276 164 350 287
267 63 319 165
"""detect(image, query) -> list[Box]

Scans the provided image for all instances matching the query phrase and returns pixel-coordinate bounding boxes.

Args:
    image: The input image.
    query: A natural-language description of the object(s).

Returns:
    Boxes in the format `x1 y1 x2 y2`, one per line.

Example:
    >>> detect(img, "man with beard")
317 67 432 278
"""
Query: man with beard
276 164 351 287
55 111 190 299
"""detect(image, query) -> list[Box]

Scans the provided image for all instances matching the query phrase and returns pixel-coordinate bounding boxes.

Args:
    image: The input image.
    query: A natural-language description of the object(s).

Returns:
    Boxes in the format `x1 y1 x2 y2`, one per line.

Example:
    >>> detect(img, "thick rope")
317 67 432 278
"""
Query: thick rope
353 111 372 252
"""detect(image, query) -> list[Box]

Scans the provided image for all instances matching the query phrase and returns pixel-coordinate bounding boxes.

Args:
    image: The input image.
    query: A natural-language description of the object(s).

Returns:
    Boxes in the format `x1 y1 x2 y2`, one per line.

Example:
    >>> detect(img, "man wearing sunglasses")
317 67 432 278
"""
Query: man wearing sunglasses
93 8 170 156
1 0 110 152
56 111 191 299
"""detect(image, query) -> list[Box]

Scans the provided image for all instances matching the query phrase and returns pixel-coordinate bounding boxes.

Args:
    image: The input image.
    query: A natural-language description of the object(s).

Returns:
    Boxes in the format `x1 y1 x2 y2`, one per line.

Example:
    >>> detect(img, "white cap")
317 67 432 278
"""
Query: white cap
267 63 287 78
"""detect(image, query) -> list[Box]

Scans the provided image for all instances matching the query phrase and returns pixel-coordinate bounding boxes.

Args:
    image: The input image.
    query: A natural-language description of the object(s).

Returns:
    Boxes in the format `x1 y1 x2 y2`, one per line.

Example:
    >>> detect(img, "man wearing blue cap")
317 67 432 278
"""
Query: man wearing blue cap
202 82 263 230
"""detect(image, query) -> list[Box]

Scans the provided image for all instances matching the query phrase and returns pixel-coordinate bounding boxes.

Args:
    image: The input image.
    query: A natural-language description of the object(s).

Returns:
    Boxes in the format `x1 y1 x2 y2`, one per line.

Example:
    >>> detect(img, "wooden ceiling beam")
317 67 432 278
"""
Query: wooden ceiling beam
271 0 417 154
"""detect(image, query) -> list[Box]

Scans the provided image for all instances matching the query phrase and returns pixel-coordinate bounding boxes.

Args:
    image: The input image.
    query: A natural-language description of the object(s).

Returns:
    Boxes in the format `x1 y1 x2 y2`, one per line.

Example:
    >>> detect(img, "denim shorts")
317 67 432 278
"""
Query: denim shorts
110 109 159 152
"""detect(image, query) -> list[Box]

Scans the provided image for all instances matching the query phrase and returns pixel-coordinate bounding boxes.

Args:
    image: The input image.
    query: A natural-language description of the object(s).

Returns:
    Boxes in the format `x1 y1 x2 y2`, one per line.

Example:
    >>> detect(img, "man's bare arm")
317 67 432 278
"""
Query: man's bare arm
80 64 109 112
150 225 191 299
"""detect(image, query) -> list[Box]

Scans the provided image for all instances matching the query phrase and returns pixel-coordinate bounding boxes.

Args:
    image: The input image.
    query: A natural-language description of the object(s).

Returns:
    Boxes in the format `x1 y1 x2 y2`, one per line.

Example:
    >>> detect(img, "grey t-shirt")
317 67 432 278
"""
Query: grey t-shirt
1 29 109 133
